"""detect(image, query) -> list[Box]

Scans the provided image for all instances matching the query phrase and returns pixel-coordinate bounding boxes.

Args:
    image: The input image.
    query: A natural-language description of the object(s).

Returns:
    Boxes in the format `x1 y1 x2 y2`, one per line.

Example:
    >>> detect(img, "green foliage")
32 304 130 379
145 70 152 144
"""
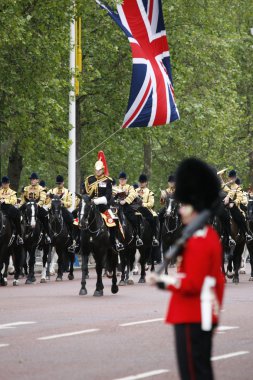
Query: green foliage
1 0 253 201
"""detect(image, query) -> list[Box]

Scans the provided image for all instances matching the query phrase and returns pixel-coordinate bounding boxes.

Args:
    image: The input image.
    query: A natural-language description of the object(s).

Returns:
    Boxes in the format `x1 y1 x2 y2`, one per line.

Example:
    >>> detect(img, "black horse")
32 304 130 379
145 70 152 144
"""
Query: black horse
246 196 253 281
214 202 245 284
114 203 137 286
0 204 12 286
78 194 118 297
49 194 75 281
21 200 45 284
160 194 181 274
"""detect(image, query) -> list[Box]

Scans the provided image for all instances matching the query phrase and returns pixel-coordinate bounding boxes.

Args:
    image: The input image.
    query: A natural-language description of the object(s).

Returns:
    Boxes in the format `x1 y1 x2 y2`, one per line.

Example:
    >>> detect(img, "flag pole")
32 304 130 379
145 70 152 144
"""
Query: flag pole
68 11 76 211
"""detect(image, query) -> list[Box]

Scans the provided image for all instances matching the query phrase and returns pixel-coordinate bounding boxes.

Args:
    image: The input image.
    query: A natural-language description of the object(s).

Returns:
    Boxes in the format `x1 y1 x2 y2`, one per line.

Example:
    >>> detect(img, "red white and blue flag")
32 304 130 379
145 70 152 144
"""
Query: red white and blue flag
96 0 179 128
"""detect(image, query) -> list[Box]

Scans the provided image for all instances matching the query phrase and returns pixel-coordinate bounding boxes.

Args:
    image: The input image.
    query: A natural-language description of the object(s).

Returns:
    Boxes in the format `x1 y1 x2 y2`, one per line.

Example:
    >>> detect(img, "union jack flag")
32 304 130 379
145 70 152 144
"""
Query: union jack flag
96 0 179 128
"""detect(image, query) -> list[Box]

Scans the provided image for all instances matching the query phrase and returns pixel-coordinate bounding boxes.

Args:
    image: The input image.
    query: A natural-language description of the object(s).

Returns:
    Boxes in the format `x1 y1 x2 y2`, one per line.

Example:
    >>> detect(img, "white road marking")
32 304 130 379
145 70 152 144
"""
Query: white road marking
0 344 9 348
217 325 239 332
120 318 163 327
0 321 37 330
38 329 99 340
113 369 170 380
211 351 250 361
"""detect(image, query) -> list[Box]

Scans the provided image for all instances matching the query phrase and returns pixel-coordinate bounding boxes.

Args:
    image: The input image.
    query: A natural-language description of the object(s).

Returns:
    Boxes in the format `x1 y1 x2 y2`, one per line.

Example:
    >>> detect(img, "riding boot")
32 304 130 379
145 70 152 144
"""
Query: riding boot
42 217 51 244
152 217 159 247
109 227 123 252
134 223 143 247
68 227 77 253
13 218 24 245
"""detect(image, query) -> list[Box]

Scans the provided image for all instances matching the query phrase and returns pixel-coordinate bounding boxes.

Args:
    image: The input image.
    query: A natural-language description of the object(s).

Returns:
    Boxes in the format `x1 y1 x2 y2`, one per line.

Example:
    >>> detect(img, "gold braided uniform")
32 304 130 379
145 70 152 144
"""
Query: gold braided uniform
160 184 175 205
113 184 137 204
0 187 17 205
223 183 243 207
135 187 157 216
47 187 72 209
20 184 46 207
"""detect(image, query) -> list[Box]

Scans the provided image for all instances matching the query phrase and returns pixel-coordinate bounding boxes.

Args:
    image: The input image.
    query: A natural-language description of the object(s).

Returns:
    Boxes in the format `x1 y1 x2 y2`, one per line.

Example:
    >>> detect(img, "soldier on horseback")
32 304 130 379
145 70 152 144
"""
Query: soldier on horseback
135 174 159 247
0 176 23 245
113 172 143 247
84 156 124 252
223 169 253 242
159 174 176 226
47 175 77 252
20 172 51 244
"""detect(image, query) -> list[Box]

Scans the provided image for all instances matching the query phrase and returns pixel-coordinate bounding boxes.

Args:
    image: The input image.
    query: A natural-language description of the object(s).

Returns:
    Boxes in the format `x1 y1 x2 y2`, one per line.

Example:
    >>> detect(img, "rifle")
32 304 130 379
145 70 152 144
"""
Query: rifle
156 209 211 275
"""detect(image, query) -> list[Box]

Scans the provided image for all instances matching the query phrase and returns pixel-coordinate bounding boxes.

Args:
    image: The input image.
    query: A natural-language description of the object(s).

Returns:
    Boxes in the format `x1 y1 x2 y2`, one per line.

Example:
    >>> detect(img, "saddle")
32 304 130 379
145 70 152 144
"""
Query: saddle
101 210 116 227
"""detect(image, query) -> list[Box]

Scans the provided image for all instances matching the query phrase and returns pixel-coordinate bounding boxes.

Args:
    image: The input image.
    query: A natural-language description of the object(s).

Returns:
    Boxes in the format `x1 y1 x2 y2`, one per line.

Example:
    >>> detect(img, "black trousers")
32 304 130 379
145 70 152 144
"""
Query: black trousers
230 205 248 234
138 207 157 235
122 203 139 231
37 207 50 235
174 323 214 380
218 206 232 237
1 203 22 235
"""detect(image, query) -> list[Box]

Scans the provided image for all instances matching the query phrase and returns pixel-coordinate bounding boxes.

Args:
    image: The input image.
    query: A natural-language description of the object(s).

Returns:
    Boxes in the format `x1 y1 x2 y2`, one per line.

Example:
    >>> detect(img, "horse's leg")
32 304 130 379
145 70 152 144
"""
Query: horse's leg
68 251 75 280
249 244 253 281
108 249 118 294
233 243 244 284
79 250 88 295
40 246 47 283
138 247 147 283
25 248 36 284
49 247 57 275
226 245 235 279
13 245 22 286
46 245 52 280
93 251 104 297
56 248 63 281
126 245 136 285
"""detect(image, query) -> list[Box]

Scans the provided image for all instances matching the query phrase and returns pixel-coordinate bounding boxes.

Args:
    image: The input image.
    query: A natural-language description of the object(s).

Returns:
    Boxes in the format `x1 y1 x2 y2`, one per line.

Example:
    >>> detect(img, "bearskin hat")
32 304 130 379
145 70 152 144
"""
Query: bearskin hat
1 176 10 184
228 169 236 178
139 174 148 183
56 175 64 184
119 172 127 179
168 174 175 183
29 172 39 180
175 158 220 211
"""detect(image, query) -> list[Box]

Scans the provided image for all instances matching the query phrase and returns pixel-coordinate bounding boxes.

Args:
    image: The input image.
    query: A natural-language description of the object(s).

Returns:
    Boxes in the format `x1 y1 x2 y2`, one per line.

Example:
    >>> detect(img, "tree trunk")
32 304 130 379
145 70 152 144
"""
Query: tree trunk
7 143 23 192
76 97 81 192
143 136 152 180
249 151 253 187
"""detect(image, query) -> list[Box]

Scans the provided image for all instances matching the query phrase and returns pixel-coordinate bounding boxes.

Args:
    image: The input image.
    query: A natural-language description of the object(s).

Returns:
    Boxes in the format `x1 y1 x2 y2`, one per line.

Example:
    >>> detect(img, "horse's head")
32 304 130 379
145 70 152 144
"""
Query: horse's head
78 194 93 228
24 200 38 228
49 194 63 220
164 194 178 218
248 195 253 222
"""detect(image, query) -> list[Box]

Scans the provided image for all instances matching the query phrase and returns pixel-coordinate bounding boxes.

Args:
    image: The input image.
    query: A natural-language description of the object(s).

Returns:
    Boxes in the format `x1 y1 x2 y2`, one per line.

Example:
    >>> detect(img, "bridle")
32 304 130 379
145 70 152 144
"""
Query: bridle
79 198 104 236
164 197 180 234
50 199 64 238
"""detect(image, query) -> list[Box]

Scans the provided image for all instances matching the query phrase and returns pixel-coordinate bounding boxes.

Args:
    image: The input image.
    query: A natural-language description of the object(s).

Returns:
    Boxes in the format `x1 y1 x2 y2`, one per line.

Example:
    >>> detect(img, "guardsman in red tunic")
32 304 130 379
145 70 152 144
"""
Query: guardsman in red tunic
151 158 225 380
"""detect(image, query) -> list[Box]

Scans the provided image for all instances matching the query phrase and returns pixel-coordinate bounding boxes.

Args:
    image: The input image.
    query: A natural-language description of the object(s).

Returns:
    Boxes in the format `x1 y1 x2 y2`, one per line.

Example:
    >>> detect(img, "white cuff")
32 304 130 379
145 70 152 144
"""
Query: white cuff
93 196 107 205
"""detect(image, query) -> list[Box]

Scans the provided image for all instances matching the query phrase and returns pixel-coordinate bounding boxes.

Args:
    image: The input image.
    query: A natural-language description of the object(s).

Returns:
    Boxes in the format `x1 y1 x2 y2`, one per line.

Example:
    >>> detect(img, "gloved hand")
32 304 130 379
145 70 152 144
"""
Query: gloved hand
120 200 126 205
148 273 179 290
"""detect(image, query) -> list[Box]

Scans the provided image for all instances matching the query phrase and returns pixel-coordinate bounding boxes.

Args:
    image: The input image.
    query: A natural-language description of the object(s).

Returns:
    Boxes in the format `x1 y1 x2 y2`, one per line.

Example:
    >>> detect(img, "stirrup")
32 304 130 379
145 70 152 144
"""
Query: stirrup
152 237 159 247
17 235 24 245
68 241 77 253
45 234 51 244
116 242 124 252
246 233 253 242
136 236 143 247
228 237 235 247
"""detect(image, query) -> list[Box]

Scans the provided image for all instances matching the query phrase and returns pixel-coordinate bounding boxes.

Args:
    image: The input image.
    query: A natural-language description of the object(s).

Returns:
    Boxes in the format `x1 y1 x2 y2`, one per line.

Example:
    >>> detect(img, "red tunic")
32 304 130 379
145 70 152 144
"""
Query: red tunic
166 226 225 325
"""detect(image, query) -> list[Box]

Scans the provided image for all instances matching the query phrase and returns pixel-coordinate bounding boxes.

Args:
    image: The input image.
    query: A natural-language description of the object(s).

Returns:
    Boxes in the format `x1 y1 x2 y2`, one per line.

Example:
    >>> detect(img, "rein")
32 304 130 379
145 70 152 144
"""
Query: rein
80 202 104 236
